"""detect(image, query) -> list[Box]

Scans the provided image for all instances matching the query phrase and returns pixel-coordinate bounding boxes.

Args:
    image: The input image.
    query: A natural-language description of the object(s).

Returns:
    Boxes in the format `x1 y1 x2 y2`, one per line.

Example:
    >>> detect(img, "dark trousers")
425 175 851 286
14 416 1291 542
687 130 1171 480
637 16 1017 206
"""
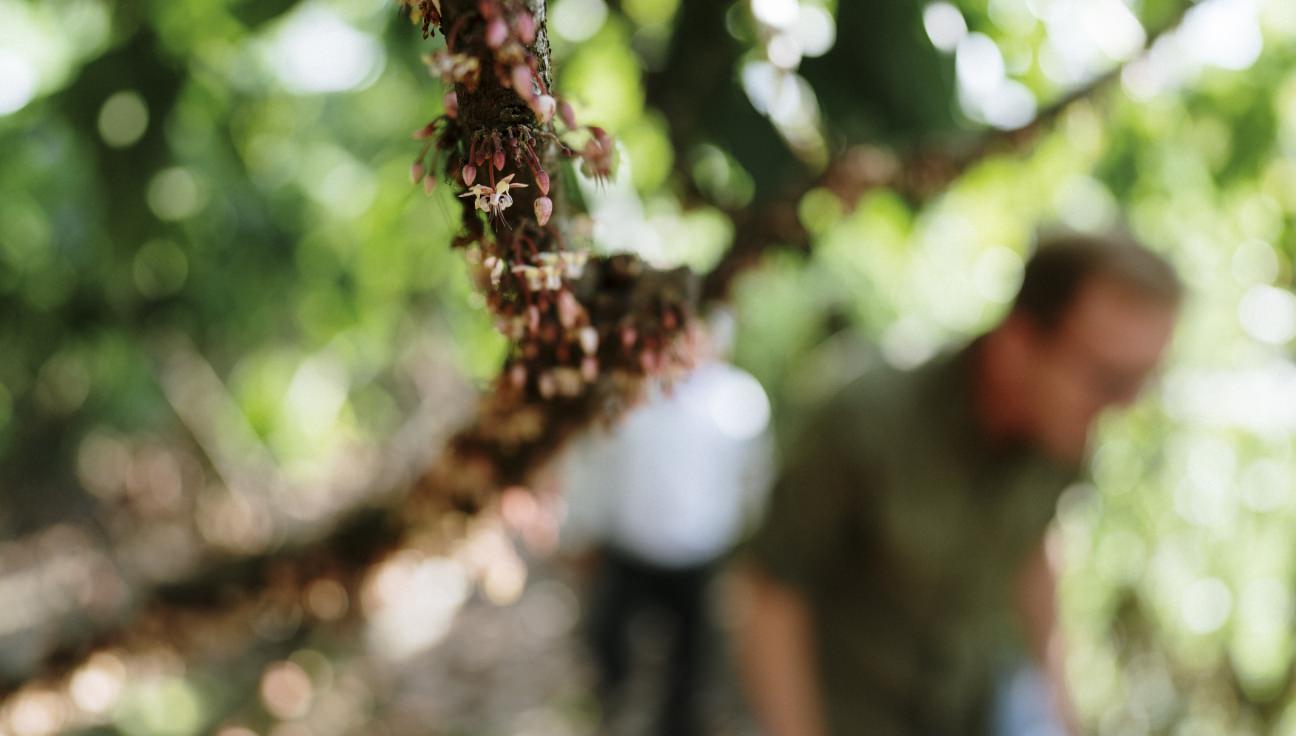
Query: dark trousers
587 547 714 736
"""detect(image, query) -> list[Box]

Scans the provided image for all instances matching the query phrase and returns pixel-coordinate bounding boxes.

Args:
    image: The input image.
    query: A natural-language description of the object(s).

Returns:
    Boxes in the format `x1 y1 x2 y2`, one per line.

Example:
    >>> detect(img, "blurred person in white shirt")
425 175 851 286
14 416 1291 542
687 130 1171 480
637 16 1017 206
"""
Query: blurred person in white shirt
558 310 772 736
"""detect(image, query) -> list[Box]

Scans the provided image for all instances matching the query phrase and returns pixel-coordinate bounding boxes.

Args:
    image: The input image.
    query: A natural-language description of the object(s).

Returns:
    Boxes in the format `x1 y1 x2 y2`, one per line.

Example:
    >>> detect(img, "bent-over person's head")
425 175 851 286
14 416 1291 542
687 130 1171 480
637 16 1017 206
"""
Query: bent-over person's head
985 230 1182 464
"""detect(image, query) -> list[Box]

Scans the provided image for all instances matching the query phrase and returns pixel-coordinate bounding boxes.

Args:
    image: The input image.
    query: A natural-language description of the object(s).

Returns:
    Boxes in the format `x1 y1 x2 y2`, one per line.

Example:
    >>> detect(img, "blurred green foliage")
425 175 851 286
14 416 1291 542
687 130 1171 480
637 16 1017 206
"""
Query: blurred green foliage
0 0 509 510
4 0 1296 732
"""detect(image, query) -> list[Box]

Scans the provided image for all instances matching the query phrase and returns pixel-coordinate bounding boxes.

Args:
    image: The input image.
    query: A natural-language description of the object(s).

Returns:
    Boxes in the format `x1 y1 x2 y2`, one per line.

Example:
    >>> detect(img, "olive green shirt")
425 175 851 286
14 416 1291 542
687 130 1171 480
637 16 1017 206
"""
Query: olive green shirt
749 345 1077 736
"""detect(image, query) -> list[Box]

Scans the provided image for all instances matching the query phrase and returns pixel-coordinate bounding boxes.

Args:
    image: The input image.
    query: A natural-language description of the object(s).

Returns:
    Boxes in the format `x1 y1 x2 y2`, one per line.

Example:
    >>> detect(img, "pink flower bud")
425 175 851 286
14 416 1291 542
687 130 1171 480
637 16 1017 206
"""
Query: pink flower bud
533 196 553 226
423 174 437 195
559 100 577 129
581 356 599 382
493 148 506 171
511 65 534 99
486 17 508 48
411 161 426 183
462 164 477 186
527 305 541 333
535 169 550 195
557 290 580 328
514 12 537 44
443 91 458 119
621 326 637 349
640 350 659 374
412 122 436 139
535 94 556 124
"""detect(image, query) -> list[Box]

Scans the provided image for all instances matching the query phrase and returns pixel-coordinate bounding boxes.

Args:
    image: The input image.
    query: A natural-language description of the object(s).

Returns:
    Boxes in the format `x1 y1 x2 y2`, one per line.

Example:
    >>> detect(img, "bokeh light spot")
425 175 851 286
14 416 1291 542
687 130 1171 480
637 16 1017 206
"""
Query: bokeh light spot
97 90 149 148
115 678 205 736
304 578 349 621
8 689 66 736
69 652 126 715
751 0 798 30
0 48 38 116
706 370 770 440
972 246 1023 304
923 2 967 53
1230 238 1279 286
1238 285 1296 345
795 5 835 57
1181 577 1233 634
551 0 608 42
266 5 385 94
147 168 206 221
260 661 313 720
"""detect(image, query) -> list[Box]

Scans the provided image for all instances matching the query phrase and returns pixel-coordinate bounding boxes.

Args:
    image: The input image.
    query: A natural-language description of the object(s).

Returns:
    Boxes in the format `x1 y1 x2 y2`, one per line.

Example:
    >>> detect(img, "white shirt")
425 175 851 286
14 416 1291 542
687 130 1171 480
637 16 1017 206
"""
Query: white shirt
560 361 773 568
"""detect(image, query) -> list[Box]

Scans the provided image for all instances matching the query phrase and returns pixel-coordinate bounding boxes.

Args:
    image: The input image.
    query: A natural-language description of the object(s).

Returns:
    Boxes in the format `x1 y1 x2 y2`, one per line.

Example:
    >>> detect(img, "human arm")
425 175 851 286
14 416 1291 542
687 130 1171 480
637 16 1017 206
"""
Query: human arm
1014 532 1080 735
735 563 829 736
737 396 861 736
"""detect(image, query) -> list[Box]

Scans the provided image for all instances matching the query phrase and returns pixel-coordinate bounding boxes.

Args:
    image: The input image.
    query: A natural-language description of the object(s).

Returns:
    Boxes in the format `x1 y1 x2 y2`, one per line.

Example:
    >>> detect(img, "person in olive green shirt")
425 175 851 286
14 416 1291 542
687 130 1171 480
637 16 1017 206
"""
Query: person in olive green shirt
739 233 1182 736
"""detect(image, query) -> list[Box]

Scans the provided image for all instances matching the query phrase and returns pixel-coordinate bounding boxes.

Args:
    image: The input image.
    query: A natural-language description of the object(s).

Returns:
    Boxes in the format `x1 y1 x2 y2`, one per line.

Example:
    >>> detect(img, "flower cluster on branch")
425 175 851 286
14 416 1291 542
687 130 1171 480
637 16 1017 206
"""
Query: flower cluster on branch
400 0 693 510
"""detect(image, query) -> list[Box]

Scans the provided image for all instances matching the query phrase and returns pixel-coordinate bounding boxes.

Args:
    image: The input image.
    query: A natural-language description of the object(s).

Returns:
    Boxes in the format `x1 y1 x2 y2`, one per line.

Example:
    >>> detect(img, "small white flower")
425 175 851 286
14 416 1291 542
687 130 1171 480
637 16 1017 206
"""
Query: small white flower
543 267 563 291
534 95 556 122
531 254 566 291
483 256 506 286
512 264 544 291
459 173 528 218
426 50 479 87
559 250 589 279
